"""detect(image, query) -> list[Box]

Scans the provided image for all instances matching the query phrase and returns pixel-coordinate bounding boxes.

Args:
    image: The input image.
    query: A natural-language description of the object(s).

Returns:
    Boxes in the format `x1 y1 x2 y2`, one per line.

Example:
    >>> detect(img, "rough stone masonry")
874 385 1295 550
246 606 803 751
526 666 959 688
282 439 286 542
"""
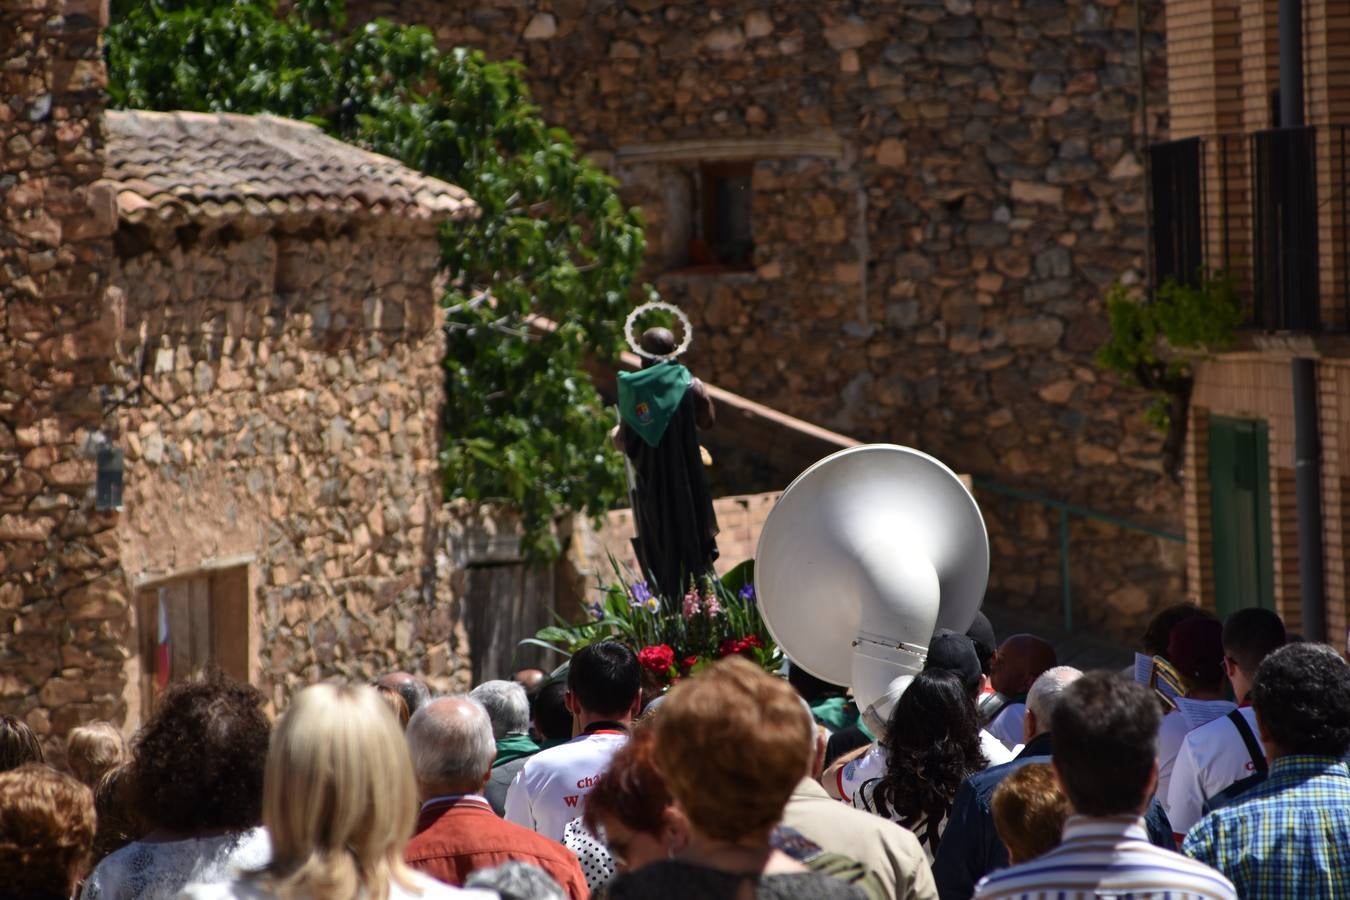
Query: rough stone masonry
0 6 477 750
347 0 1184 636
1 0 127 749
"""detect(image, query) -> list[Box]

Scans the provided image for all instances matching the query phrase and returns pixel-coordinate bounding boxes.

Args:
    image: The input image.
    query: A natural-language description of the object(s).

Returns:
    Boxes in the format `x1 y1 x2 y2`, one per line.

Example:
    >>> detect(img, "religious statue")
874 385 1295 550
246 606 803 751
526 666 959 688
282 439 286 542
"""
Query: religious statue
611 303 719 600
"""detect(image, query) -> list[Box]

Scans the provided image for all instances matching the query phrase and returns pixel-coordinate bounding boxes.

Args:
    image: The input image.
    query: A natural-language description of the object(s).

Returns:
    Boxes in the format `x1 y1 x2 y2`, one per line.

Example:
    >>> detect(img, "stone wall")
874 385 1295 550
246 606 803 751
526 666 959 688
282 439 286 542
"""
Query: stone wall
348 0 1184 637
0 0 127 751
109 222 469 719
571 490 782 590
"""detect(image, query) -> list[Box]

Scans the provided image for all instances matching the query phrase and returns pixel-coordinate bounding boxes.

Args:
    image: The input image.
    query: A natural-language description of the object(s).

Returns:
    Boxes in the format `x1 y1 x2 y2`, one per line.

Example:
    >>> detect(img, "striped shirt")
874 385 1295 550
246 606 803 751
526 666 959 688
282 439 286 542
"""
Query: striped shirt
973 815 1236 900
1183 755 1350 900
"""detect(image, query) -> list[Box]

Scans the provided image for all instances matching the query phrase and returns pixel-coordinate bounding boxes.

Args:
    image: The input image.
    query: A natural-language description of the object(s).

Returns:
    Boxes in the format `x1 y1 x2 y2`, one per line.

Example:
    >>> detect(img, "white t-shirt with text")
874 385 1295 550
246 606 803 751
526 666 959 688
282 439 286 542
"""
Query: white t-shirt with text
504 730 628 841
1165 706 1264 836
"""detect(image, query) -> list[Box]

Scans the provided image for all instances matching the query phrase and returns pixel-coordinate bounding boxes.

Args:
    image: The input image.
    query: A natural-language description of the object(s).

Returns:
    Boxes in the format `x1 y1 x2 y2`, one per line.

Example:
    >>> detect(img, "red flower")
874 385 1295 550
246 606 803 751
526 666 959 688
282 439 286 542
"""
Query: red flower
681 655 701 671
718 634 765 658
638 644 676 674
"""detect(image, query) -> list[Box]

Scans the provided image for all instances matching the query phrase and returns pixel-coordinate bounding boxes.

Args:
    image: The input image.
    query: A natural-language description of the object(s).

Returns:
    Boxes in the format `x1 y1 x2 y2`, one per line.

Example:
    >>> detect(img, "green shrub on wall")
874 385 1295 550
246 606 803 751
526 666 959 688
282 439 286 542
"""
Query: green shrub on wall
1097 272 1245 477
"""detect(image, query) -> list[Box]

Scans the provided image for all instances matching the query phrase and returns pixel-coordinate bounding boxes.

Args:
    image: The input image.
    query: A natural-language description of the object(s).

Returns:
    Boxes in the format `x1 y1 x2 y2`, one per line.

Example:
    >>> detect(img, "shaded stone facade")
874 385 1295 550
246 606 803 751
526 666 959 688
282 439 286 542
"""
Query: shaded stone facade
1 0 126 745
2 33 478 745
108 193 460 717
351 0 1183 636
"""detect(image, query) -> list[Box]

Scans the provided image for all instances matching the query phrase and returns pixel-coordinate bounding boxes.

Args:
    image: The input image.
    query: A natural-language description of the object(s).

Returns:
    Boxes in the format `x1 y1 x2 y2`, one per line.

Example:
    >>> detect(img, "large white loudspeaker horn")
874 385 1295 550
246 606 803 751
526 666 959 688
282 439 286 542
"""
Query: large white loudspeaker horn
754 445 990 719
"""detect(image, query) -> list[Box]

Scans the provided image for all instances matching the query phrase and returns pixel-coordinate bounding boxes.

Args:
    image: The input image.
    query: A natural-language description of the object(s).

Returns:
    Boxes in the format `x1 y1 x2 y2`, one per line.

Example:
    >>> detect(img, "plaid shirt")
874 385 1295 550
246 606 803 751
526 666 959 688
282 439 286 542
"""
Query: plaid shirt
1183 754 1350 899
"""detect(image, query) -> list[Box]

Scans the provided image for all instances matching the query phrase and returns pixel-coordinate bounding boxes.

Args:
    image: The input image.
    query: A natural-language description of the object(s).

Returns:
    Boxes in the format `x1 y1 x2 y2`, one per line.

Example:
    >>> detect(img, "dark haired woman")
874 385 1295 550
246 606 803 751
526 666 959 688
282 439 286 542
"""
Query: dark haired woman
81 673 272 900
853 669 987 858
0 713 45 772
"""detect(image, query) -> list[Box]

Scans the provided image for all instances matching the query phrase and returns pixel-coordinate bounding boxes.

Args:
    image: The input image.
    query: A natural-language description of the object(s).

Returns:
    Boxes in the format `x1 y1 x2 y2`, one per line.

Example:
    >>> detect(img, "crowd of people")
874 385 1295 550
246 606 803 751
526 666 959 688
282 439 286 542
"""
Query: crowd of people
1 601 1348 900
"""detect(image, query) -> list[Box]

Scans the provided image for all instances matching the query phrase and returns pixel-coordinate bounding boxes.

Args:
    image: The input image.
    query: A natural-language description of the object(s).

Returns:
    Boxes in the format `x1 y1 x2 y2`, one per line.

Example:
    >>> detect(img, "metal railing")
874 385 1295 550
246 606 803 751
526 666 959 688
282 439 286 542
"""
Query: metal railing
1252 127 1321 329
1147 125 1350 332
974 477 1185 633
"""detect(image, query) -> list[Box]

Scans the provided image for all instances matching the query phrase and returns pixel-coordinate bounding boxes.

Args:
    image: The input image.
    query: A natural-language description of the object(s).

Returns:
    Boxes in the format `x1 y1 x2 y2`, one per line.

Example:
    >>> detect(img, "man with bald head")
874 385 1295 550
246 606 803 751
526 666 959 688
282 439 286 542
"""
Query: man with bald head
986 635 1057 750
513 668 547 699
404 696 587 898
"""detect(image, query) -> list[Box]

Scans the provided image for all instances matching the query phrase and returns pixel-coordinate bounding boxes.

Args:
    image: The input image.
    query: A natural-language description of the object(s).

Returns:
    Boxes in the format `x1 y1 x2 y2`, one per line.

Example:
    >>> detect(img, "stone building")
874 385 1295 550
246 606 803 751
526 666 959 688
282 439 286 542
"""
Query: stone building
350 0 1183 636
1158 0 1350 638
2 0 477 744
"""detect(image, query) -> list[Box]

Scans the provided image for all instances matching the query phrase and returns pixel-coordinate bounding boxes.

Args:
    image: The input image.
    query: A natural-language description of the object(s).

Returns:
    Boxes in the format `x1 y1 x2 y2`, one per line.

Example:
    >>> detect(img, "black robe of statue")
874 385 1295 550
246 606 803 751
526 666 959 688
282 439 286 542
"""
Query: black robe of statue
621 386 719 600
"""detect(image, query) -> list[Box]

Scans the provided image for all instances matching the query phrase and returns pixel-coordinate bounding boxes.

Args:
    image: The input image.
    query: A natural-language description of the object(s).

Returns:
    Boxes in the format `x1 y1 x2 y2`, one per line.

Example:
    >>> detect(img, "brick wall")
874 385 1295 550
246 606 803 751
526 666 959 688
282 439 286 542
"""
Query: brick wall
1166 0 1242 138
1320 360 1350 649
0 0 127 752
1184 353 1350 638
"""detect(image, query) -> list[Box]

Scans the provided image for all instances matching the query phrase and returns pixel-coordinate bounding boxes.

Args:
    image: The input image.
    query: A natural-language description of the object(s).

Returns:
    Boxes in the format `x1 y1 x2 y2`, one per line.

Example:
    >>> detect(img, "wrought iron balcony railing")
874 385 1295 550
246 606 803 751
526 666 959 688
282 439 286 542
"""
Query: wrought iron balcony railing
1148 125 1350 333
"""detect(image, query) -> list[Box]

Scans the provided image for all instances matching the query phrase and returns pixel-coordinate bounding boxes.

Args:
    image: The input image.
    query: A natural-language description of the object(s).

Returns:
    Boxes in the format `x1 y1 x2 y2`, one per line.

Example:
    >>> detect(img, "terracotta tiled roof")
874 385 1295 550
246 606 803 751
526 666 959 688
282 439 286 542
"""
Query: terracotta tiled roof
104 110 475 230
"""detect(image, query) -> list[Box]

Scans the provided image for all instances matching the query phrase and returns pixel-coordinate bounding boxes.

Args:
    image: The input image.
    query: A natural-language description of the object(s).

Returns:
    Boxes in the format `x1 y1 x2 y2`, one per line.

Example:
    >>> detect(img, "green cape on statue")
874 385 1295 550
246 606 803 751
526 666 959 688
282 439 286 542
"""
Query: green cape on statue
618 362 692 447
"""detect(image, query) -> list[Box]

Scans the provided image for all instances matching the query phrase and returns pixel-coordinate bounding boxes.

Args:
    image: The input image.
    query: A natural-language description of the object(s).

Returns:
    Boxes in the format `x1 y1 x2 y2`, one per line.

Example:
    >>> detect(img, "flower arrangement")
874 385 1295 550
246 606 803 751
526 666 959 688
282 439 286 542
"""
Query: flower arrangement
523 558 781 690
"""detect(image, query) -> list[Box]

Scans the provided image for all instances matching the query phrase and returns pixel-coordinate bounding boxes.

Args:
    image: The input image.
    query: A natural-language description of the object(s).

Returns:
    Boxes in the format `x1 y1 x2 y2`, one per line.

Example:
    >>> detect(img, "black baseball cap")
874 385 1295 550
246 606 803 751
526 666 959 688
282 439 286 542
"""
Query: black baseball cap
924 630 983 697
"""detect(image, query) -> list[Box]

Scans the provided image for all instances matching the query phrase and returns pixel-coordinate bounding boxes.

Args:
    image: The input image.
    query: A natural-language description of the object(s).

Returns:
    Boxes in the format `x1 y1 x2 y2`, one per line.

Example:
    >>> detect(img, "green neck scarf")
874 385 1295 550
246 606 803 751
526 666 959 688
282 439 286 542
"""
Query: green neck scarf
493 733 541 767
618 362 692 447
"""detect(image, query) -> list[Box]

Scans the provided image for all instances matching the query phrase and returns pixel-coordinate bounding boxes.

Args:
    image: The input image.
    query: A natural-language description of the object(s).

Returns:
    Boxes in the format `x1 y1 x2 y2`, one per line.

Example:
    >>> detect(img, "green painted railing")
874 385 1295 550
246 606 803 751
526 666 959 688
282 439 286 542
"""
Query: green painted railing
972 477 1186 632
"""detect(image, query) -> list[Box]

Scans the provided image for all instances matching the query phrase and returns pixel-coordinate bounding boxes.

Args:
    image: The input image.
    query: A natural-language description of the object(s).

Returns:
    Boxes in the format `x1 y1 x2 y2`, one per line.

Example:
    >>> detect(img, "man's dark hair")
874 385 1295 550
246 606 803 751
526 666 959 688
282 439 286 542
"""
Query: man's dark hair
130 671 270 832
532 680 573 743
966 612 998 677
0 715 45 772
640 327 676 357
377 672 431 716
1142 603 1208 659
787 663 846 705
1050 671 1160 816
1222 608 1286 673
1252 643 1350 757
567 641 640 717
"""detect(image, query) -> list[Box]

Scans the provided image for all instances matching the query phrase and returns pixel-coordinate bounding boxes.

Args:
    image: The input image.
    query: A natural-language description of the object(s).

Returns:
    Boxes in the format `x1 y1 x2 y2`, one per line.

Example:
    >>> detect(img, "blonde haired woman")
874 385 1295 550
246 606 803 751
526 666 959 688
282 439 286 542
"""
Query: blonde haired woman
181 684 492 900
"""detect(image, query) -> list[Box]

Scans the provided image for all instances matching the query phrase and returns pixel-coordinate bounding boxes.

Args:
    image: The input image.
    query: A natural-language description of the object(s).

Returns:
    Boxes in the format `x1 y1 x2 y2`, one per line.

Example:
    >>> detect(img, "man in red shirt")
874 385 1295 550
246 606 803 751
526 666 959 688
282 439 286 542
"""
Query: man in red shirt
405 696 589 899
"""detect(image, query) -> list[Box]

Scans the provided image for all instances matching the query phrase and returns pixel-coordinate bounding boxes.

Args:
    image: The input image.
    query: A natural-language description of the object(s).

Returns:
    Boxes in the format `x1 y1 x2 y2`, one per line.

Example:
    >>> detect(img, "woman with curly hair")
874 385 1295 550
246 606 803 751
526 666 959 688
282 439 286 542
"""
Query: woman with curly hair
182 683 487 900
853 669 987 858
81 673 272 900
0 764 96 900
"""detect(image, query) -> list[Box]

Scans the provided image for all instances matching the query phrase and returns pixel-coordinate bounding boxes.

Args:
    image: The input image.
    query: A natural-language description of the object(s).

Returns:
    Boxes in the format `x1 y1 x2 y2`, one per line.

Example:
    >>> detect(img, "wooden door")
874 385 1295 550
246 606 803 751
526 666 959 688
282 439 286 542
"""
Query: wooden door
1208 417 1275 618
464 562 557 684
137 566 249 718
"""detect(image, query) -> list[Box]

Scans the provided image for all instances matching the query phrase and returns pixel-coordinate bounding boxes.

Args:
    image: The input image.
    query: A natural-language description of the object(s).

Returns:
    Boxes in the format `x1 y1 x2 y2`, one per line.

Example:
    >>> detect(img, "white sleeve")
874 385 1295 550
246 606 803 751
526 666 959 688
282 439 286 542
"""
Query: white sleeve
1166 734 1204 836
1155 712 1189 811
987 705 1024 750
839 743 887 803
503 765 534 830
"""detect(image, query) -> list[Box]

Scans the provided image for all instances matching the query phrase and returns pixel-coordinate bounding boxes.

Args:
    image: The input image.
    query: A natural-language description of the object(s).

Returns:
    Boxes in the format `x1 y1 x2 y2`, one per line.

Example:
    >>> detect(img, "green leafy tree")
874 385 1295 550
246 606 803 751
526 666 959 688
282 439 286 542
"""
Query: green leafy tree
107 0 645 556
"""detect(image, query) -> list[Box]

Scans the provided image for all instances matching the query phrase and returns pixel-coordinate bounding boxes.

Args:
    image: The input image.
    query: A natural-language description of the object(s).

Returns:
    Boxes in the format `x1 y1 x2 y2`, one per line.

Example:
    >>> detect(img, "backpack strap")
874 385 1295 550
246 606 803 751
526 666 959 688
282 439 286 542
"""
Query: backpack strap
978 691 1010 727
1228 709 1269 777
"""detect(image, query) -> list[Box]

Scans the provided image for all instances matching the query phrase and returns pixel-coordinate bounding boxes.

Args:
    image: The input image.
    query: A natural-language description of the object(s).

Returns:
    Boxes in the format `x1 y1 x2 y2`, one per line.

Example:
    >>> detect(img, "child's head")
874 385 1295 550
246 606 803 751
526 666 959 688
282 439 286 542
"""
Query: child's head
991 763 1069 864
66 721 129 788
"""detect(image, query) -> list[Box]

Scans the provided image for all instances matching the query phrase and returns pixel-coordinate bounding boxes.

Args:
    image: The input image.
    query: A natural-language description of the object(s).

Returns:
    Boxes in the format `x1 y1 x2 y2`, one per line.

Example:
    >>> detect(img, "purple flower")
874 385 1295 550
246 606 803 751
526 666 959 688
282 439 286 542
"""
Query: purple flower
738 584 756 604
585 600 605 621
629 581 653 608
